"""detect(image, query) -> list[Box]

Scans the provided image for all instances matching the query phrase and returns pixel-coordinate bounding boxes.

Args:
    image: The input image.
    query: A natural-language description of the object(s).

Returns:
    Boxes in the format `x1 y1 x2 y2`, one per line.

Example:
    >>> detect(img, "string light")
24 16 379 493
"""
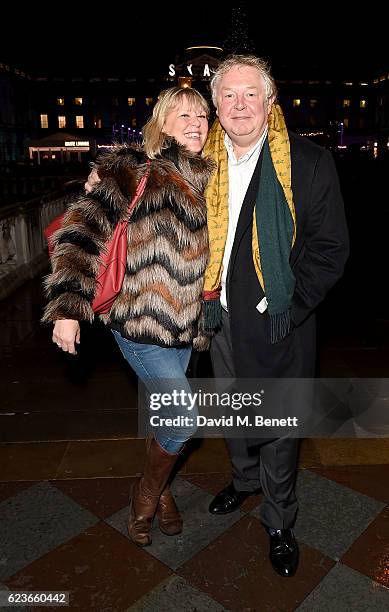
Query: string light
299 131 325 137
223 5 255 54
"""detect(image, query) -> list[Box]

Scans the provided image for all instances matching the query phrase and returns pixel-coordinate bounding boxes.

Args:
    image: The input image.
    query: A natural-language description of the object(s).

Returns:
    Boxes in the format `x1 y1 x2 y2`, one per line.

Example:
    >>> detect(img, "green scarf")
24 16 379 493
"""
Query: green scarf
202 105 297 344
256 138 295 342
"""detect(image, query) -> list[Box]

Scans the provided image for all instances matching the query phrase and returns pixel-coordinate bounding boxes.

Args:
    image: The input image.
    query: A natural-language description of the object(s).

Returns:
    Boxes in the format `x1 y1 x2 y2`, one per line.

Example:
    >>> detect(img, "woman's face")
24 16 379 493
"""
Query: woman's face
162 95 208 153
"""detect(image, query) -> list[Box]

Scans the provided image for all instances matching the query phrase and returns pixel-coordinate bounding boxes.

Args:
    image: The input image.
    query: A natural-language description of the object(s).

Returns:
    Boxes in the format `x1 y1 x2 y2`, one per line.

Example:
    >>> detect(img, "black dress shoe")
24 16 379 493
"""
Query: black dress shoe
208 482 252 514
267 528 299 577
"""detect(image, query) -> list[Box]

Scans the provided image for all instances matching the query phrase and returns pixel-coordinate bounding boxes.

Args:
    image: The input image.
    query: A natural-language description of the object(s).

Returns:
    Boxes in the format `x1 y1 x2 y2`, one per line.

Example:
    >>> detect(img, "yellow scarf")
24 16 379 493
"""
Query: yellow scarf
202 104 296 296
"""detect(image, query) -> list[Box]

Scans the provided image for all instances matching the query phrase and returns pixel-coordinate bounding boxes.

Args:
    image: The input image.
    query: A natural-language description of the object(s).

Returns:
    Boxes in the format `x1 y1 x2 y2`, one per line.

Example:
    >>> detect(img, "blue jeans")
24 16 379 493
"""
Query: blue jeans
111 330 198 452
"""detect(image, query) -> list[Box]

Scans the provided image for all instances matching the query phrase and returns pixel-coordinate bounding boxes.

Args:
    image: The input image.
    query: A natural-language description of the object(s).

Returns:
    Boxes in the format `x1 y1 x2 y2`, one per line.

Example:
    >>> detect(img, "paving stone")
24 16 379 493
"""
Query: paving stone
296 563 389 611
106 477 244 570
127 575 226 611
0 482 98 580
251 469 385 560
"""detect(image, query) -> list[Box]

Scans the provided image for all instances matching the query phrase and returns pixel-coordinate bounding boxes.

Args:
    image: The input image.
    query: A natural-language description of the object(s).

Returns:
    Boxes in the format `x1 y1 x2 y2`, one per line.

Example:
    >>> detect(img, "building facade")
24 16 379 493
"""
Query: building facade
1 50 388 167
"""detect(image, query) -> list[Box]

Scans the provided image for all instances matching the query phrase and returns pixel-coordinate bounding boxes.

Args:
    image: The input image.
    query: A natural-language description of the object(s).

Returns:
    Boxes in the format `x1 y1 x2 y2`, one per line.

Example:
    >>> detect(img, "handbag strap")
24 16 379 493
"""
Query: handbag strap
126 158 151 219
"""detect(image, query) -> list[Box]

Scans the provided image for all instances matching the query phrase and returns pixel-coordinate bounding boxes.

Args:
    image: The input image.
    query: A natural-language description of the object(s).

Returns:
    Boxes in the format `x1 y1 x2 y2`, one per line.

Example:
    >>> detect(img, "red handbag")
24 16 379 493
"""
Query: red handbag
45 162 150 315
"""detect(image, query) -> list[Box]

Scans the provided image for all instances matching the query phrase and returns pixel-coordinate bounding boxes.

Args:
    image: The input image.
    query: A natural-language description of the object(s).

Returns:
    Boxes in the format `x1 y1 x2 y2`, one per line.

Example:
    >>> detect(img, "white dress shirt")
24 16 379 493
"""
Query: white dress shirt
220 128 268 311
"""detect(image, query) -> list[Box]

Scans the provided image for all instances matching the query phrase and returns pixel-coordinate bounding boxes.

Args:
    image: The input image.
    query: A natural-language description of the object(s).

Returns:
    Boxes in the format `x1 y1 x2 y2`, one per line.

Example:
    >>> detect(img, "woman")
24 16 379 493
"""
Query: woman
42 87 213 546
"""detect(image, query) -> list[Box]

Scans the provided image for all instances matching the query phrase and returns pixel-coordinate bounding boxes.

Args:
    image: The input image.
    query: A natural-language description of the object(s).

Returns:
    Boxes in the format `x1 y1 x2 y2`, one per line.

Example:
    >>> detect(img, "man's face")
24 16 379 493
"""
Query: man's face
215 65 273 147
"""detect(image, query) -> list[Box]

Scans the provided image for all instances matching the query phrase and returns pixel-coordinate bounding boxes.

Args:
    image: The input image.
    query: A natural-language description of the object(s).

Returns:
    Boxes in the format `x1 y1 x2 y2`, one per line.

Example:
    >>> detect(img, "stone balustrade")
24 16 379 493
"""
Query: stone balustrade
0 181 83 301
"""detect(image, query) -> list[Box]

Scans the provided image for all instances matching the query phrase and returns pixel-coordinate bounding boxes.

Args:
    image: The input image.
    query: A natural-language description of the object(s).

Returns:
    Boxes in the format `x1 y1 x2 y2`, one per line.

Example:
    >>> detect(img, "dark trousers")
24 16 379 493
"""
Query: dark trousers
210 309 299 529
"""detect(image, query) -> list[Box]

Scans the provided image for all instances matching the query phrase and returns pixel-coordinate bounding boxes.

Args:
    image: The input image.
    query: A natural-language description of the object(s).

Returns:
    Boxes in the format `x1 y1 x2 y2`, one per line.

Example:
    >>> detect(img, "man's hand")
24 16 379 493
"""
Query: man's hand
53 319 80 355
84 168 101 193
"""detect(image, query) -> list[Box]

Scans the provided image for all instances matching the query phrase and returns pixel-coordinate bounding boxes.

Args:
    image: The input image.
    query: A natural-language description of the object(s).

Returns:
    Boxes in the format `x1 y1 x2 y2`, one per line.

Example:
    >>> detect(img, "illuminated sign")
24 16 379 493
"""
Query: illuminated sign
168 64 214 78
64 141 90 147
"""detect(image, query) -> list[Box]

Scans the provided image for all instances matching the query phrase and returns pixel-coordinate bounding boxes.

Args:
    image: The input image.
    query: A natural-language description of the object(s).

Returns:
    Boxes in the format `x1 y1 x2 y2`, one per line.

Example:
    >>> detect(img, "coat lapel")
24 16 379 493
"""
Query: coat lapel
227 151 264 281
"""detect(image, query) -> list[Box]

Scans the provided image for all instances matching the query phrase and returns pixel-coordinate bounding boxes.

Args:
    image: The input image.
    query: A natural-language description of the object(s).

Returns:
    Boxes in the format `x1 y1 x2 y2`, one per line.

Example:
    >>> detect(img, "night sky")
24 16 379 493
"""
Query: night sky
1 3 386 80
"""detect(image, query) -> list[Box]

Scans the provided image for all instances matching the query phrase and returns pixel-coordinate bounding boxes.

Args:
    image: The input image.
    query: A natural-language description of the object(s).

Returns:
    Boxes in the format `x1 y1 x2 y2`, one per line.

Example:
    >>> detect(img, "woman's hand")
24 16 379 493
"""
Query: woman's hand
53 319 80 355
84 168 101 193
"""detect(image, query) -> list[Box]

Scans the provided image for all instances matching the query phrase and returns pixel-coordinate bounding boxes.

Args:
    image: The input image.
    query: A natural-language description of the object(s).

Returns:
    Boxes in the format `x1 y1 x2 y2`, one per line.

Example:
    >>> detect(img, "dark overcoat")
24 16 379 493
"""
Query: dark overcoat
227 132 349 378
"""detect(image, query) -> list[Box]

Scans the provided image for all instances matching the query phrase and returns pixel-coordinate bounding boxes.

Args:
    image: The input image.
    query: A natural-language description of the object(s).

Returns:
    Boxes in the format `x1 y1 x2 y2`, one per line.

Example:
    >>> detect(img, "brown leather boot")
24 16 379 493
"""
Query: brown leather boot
127 434 179 546
156 437 185 536
143 434 183 536
157 484 183 536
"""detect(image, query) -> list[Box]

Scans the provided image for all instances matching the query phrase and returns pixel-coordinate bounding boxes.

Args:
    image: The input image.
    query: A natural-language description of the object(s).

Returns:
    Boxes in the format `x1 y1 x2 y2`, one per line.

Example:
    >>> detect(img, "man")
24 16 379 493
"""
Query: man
200 55 349 577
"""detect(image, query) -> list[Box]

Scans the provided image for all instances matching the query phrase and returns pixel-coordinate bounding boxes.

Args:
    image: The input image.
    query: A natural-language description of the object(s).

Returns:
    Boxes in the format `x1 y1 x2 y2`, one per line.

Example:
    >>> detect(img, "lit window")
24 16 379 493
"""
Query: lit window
76 115 84 128
145 97 153 106
360 99 367 109
343 118 349 128
74 97 83 105
343 99 351 108
57 97 64 106
179 77 192 89
58 115 66 128
93 117 102 128
127 97 135 106
293 99 301 107
40 114 48 128
309 99 318 108
132 118 137 127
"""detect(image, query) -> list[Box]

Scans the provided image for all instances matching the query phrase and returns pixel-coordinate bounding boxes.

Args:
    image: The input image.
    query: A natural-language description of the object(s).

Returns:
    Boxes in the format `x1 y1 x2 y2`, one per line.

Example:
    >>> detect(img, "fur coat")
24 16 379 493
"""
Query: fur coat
42 140 214 349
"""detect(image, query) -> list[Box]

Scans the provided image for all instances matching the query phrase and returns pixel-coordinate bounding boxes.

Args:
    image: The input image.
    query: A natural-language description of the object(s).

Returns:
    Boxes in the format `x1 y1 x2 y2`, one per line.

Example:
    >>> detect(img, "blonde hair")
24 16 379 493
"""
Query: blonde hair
210 54 277 106
142 87 209 159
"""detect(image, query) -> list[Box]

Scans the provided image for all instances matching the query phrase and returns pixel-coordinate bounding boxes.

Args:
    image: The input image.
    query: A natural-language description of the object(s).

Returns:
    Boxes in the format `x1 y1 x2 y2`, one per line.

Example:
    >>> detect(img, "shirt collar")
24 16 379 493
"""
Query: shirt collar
224 126 268 165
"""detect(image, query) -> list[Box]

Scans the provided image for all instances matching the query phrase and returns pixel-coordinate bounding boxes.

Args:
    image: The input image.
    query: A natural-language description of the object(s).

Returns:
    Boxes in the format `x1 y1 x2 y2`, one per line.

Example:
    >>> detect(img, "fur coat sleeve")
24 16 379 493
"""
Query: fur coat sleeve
41 147 150 323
